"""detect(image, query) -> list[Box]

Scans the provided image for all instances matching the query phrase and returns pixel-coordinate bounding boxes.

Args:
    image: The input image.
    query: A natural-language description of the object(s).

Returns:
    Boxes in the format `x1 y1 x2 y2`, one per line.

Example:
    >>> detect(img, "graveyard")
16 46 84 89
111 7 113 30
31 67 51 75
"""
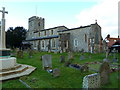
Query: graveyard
2 50 119 88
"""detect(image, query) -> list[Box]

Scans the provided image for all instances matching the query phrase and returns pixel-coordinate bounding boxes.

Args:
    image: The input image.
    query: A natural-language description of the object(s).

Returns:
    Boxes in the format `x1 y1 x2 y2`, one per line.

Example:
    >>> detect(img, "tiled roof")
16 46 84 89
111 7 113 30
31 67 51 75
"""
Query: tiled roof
25 35 59 41
34 26 68 33
107 40 115 47
58 23 98 32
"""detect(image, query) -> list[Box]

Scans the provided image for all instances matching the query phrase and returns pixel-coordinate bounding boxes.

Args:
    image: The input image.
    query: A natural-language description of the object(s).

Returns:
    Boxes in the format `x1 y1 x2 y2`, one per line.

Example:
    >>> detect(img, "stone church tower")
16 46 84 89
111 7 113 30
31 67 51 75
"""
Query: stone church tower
26 16 45 40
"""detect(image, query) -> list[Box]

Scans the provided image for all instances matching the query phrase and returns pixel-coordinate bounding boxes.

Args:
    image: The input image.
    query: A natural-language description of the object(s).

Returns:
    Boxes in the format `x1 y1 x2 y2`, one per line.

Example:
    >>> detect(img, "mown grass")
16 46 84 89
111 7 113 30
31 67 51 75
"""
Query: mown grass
2 51 120 88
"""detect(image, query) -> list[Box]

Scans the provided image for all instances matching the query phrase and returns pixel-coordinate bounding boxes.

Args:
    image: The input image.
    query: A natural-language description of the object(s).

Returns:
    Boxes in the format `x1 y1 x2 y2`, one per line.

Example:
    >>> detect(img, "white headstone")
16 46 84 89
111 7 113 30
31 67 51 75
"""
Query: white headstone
82 73 101 89
42 54 52 70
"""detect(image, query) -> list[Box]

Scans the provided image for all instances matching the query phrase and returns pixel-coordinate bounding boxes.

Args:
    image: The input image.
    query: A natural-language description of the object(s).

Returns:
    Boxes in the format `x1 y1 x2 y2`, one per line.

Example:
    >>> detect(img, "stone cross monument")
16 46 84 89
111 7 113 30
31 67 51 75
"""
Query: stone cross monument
0 7 10 58
0 7 8 49
0 7 16 70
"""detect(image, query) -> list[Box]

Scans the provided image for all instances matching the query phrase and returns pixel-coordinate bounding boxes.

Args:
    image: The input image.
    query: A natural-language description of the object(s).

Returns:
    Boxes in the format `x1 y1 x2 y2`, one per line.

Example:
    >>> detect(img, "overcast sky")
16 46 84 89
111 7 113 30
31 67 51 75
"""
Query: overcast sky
0 0 119 39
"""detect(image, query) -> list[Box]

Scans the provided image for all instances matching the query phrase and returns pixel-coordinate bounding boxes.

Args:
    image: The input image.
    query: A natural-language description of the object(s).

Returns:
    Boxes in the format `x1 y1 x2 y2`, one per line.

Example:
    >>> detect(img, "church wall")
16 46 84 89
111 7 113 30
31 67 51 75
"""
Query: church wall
25 16 102 53
61 27 91 52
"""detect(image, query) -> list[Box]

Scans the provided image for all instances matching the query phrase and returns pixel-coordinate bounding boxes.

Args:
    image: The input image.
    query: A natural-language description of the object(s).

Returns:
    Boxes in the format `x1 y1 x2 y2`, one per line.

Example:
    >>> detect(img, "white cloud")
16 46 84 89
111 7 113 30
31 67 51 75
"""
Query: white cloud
75 0 119 39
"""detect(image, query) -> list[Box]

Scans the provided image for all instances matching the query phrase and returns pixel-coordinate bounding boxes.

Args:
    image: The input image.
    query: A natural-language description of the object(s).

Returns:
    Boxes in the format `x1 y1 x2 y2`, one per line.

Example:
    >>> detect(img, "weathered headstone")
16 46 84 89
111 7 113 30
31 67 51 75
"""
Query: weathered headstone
60 55 65 63
42 54 52 70
64 60 72 67
28 49 33 58
81 64 89 72
40 56 42 61
82 73 101 88
99 61 110 85
17 50 23 58
80 55 85 60
112 58 118 63
52 68 60 77
103 58 110 63
68 52 74 60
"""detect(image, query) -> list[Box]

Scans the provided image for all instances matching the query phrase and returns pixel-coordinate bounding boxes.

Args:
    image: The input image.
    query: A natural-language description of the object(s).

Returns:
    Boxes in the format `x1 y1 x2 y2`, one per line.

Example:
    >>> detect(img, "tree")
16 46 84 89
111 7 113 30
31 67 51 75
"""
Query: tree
6 26 27 48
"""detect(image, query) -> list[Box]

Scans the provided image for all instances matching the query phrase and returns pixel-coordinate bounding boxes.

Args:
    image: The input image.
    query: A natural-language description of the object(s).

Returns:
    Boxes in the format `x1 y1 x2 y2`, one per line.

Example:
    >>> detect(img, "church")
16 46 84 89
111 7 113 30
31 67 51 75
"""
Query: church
23 16 103 53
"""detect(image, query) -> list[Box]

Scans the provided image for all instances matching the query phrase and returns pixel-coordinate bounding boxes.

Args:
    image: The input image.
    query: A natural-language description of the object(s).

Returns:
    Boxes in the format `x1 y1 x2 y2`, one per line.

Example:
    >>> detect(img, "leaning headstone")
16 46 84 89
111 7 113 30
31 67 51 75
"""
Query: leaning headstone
99 61 110 85
42 54 52 70
82 73 101 88
60 55 65 63
52 68 60 77
17 50 23 58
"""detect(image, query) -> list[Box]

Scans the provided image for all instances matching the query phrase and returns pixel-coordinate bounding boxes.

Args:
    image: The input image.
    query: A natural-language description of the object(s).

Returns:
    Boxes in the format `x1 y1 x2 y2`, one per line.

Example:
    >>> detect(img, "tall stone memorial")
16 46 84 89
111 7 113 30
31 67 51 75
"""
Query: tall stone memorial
0 7 17 70
0 7 36 81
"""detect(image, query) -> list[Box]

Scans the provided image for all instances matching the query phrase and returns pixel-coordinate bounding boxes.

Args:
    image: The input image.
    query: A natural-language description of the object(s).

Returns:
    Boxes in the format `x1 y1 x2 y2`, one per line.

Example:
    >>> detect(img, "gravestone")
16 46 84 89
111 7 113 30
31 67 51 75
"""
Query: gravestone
112 58 118 63
82 73 101 88
60 55 65 63
28 49 33 58
80 55 85 60
17 50 23 58
68 52 74 60
52 68 60 77
64 60 72 67
40 56 42 61
103 58 110 63
99 61 110 85
81 64 89 72
42 54 52 70
80 53 85 60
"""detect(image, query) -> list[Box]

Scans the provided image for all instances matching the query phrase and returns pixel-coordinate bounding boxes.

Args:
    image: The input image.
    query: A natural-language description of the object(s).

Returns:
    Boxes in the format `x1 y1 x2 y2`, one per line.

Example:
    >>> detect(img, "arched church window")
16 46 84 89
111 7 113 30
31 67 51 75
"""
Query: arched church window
74 39 78 47
42 40 45 49
52 39 56 48
38 22 40 26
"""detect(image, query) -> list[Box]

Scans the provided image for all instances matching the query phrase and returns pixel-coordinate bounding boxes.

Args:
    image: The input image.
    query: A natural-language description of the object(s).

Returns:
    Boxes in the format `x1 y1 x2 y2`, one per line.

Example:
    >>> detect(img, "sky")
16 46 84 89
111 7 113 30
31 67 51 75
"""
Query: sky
0 0 119 39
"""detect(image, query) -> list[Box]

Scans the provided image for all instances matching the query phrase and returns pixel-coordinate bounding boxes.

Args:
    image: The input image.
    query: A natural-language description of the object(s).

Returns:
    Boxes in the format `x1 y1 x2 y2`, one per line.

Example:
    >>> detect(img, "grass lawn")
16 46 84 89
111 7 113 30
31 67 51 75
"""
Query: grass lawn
2 51 120 88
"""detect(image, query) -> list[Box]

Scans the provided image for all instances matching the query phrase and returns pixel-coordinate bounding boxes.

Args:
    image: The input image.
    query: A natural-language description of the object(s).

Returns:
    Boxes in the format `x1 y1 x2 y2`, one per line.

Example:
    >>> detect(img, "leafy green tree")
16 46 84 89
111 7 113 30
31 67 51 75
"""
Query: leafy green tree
6 26 27 48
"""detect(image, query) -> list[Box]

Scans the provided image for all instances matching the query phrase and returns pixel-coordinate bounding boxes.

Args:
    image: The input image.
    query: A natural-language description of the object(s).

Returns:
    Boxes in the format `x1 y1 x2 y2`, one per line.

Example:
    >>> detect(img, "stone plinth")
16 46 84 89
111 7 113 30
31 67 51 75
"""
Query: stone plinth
0 57 16 70
0 49 11 56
